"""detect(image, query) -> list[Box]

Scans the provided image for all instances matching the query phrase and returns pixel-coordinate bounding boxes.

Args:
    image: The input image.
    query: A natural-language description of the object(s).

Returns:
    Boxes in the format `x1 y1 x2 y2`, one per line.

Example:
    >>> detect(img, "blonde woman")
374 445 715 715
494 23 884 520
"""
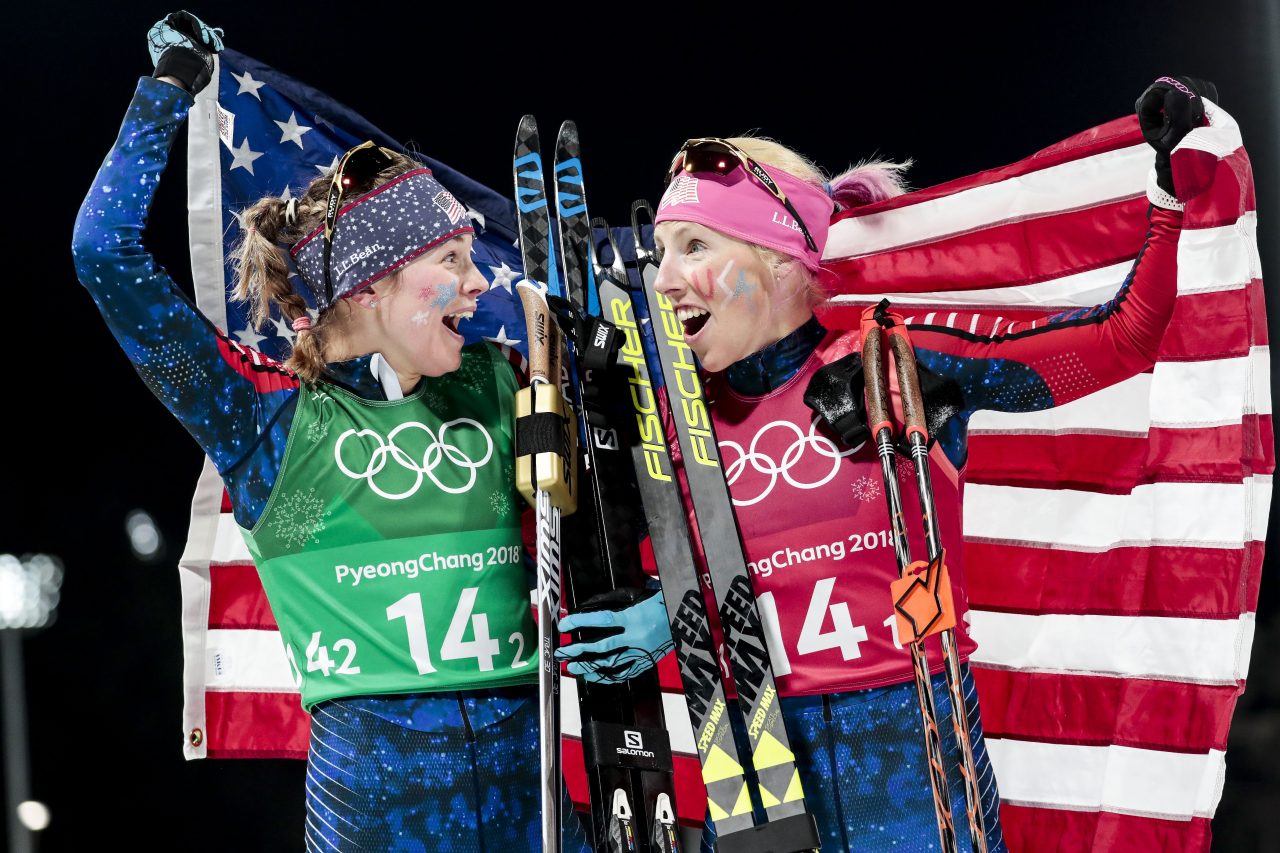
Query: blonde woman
560 77 1211 850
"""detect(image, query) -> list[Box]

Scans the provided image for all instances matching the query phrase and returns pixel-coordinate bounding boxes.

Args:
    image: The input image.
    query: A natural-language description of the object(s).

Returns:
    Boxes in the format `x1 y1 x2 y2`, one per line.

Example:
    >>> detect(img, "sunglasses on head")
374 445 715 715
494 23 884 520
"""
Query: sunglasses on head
665 137 819 253
322 141 397 304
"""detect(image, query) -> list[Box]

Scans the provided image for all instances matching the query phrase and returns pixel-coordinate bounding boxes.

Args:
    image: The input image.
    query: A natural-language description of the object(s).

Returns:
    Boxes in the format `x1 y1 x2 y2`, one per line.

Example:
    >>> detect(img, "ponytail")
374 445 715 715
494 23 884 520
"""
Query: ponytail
828 159 912 210
230 195 332 382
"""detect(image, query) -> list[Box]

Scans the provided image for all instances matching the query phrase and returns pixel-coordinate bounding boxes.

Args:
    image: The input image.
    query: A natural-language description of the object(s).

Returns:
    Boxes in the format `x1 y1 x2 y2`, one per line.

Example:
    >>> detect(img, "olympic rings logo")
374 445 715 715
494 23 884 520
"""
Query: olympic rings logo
720 416 857 507
334 419 494 500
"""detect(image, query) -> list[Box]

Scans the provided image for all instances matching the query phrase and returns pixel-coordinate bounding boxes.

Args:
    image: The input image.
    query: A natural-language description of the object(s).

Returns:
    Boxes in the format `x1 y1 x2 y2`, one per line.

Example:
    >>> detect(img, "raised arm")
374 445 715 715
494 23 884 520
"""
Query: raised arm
71 15 299 524
904 77 1217 466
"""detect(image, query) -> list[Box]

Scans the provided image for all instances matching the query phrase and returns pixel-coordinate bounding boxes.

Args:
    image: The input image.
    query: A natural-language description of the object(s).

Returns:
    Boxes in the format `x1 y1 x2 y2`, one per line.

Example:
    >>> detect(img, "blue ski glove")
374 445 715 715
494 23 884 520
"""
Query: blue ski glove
147 11 225 94
555 588 674 685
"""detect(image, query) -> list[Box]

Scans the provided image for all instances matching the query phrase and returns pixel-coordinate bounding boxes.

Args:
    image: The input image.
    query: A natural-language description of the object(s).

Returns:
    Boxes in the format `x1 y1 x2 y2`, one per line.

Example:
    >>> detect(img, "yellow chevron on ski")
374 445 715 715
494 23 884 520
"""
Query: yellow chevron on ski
707 796 730 822
758 784 781 808
702 744 745 784
783 768 805 803
731 782 754 816
752 731 796 770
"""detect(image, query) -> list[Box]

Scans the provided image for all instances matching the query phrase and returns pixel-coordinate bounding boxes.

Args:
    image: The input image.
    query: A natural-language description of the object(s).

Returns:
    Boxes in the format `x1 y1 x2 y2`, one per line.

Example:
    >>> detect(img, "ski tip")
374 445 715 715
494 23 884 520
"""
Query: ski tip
631 200 656 255
631 199 654 226
515 115 540 145
589 217 625 275
556 119 579 142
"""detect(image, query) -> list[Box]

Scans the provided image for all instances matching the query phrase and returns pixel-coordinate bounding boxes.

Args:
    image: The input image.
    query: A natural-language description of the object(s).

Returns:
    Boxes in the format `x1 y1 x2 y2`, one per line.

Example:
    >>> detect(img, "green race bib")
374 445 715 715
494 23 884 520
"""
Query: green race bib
257 527 534 709
240 345 535 709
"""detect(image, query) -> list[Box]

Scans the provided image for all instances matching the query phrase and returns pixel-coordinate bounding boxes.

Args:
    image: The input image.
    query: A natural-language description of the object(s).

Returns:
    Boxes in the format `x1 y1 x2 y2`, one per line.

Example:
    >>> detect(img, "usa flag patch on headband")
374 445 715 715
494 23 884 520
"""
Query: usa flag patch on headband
659 175 702 209
290 168 473 310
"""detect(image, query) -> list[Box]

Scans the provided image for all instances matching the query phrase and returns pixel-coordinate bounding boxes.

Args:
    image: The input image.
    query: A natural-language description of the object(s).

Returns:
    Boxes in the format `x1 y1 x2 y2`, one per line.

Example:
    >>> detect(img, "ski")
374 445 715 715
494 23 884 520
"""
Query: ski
551 121 682 853
650 793 680 853
591 221 755 846
627 201 821 853
512 114 575 853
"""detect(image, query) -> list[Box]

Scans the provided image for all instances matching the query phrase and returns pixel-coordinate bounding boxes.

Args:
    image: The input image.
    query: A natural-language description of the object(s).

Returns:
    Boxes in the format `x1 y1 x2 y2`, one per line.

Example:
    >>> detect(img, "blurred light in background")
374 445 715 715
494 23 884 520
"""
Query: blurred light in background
2 552 62 852
0 554 63 630
125 508 165 563
15 802 49 832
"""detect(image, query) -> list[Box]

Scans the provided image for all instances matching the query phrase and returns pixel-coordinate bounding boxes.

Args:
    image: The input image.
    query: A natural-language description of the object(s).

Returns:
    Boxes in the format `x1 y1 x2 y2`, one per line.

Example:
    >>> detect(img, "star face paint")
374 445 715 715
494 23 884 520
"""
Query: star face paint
652 220 814 373
728 268 757 303
373 237 486 384
424 279 459 313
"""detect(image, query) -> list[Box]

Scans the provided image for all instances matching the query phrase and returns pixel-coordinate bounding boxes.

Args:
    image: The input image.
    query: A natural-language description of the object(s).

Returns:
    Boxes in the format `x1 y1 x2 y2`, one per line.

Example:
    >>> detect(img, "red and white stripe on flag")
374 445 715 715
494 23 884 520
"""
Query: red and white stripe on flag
178 91 1267 845
819 106 1269 851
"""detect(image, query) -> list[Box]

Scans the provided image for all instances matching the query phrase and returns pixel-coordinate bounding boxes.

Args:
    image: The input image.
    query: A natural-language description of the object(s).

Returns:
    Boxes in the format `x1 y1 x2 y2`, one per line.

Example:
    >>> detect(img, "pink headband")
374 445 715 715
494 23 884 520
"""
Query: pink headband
654 163 833 272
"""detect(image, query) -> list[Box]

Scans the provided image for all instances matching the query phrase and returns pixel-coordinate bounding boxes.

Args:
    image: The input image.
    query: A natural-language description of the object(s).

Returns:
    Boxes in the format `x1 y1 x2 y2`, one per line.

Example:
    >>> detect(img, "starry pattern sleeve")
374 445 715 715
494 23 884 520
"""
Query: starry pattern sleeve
71 77 299 494
906 205 1182 416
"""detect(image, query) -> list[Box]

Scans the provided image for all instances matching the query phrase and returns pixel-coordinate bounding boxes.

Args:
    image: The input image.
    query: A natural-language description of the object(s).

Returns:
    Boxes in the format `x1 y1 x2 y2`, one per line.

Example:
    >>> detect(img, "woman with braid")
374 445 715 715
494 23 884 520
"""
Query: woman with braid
72 13 590 851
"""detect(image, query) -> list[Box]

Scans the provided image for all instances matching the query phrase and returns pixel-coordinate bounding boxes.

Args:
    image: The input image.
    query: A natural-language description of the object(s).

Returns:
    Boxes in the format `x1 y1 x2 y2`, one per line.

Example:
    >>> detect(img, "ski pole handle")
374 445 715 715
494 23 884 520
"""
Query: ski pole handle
887 327 929 442
515 279 577 514
862 322 894 437
518 280 561 386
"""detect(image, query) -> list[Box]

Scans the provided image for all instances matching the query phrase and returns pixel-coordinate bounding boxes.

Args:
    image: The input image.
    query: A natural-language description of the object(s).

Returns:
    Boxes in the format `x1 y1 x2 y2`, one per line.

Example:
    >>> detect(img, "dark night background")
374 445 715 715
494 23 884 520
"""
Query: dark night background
3 2 1278 850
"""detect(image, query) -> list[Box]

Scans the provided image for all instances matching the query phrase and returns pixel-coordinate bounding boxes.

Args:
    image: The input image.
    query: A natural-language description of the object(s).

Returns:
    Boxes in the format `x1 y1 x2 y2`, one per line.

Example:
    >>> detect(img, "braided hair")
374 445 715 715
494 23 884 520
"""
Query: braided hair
230 150 422 382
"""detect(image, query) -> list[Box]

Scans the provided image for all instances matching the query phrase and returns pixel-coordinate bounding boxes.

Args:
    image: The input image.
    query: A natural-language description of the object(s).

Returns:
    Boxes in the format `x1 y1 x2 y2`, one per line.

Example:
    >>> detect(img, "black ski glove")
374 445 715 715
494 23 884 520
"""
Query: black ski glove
148 11 225 95
804 352 965 451
1135 76 1218 198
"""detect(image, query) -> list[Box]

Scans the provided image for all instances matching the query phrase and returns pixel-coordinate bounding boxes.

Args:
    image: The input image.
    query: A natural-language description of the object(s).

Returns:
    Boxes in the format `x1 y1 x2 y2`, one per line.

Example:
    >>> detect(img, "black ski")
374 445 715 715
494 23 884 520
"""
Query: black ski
628 201 821 853
590 221 757 844
551 122 682 853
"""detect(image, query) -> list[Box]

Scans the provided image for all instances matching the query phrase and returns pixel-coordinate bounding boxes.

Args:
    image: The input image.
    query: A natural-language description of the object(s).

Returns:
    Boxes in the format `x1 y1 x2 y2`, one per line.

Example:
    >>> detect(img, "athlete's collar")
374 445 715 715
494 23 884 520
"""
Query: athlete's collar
726 314 826 396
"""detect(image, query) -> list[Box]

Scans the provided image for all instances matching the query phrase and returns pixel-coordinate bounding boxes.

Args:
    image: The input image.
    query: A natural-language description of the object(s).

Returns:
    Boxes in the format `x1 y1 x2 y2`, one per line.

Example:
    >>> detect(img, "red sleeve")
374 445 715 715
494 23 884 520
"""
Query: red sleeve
906 205 1182 411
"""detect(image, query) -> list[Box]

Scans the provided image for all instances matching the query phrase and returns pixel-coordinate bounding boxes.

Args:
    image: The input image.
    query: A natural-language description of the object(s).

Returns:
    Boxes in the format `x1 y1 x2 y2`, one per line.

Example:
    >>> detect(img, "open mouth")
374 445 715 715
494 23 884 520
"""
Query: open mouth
677 306 710 338
442 309 474 334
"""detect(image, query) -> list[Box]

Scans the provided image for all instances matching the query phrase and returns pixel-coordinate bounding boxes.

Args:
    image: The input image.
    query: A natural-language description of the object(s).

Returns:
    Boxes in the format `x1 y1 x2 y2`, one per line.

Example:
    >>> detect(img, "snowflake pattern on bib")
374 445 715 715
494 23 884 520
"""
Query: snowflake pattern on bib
267 487 329 549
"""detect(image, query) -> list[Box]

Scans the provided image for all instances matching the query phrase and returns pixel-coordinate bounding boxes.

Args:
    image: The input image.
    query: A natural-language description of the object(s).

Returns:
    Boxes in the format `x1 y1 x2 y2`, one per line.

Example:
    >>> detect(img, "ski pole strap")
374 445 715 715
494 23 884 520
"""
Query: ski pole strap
516 409 569 457
515 384 578 512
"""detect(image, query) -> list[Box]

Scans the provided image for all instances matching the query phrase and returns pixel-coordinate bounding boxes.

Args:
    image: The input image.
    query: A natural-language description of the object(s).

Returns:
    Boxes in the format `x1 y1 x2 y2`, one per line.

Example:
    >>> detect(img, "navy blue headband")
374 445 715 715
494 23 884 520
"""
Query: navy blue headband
290 168 473 310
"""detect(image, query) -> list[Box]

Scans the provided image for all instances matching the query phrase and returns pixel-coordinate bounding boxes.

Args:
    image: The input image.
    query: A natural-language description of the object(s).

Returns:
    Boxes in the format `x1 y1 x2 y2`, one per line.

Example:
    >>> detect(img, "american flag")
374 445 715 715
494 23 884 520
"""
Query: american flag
819 106 1269 850
178 50 1268 850
178 48 527 760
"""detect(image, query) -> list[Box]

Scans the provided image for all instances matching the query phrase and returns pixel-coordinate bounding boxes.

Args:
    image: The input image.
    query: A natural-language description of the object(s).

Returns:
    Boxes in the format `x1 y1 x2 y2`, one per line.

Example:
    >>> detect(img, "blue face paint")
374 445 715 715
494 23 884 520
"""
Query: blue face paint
428 279 459 312
729 269 757 303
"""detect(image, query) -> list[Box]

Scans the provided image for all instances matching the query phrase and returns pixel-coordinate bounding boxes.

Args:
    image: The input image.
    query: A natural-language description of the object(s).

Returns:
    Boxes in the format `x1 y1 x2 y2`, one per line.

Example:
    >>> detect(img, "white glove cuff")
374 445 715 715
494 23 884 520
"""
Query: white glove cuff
1147 168 1184 211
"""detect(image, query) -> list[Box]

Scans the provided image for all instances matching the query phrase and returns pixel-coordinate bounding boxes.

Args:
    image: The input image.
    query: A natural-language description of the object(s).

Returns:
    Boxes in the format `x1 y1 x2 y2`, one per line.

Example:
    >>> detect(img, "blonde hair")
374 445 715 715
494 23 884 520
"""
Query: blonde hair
721 135 910 305
230 150 421 382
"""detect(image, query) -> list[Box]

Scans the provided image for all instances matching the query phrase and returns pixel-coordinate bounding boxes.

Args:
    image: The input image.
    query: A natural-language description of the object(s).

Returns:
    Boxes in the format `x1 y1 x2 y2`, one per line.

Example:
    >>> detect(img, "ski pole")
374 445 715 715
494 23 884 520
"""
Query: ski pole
514 113 581 852
861 311 960 853
516 279 575 853
881 310 988 853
